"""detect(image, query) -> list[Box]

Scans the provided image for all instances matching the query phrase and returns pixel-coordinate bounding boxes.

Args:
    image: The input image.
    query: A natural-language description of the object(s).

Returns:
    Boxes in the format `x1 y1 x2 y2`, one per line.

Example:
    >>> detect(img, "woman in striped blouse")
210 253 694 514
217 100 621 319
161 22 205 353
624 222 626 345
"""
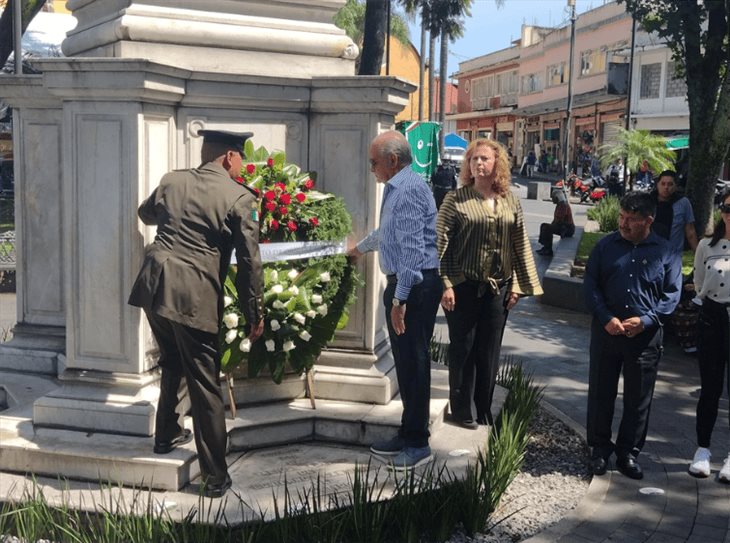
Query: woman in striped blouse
436 139 542 427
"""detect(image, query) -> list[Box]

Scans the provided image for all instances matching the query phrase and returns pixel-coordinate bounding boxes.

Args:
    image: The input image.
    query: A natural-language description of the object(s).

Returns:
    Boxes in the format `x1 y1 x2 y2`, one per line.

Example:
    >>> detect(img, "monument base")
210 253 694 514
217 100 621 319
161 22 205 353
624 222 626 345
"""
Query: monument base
0 324 65 375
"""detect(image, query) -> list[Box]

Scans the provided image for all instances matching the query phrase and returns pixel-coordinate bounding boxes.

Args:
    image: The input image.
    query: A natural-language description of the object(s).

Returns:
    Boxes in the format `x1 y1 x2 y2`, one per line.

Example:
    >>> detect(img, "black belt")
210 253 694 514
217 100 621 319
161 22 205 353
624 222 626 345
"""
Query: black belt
386 269 438 284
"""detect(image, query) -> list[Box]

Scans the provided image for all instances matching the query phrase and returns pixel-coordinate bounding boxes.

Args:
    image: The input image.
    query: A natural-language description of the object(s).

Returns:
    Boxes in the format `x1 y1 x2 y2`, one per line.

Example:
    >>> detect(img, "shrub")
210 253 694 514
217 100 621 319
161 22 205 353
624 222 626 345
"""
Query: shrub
587 196 620 232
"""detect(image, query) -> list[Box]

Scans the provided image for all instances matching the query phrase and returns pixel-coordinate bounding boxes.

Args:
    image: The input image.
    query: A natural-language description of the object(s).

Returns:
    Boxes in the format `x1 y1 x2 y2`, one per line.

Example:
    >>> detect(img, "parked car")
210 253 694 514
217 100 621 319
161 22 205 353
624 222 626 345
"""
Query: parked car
442 146 465 171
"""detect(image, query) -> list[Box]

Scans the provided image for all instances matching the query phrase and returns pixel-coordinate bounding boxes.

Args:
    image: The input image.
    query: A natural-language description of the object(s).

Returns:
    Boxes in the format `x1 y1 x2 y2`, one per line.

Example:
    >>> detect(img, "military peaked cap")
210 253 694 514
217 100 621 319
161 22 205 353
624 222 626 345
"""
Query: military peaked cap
198 129 253 149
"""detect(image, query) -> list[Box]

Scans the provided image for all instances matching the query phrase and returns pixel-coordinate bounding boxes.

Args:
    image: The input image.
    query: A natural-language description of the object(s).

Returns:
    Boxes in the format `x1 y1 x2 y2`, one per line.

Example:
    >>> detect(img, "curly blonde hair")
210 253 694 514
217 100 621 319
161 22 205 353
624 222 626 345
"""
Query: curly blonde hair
459 139 511 197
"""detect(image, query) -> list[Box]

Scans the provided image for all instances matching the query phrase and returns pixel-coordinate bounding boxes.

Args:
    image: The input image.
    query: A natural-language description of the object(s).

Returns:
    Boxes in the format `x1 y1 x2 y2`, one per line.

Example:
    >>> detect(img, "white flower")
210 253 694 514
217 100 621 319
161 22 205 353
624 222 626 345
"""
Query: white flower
223 296 233 308
320 272 331 283
224 329 238 344
306 310 317 318
311 294 323 304
222 313 239 329
270 319 281 331
271 284 284 294
265 339 275 352
239 338 251 352
288 269 299 280
293 312 306 325
317 304 328 316
272 300 286 309
299 330 312 342
288 285 299 296
283 340 295 352
270 270 279 282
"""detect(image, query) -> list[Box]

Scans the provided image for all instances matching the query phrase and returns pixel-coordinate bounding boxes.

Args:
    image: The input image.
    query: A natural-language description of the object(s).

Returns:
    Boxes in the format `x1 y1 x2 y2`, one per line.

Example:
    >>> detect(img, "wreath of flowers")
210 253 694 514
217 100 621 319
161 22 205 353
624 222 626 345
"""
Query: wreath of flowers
219 141 359 383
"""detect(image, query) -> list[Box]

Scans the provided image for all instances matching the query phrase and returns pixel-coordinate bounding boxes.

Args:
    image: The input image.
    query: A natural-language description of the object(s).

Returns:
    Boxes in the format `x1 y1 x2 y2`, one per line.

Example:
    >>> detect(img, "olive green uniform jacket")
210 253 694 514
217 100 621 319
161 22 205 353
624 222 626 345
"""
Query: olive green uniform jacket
129 162 264 334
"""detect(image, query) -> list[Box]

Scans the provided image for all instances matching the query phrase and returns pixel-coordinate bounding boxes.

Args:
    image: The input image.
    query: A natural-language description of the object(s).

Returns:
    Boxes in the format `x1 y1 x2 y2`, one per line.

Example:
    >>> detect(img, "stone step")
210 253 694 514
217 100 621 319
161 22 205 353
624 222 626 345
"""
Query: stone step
0 367 454 491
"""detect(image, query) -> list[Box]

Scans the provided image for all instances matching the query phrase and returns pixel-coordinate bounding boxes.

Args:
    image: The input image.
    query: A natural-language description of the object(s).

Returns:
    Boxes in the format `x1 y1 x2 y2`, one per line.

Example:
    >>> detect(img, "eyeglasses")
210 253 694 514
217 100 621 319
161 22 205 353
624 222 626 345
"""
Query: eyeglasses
720 204 730 213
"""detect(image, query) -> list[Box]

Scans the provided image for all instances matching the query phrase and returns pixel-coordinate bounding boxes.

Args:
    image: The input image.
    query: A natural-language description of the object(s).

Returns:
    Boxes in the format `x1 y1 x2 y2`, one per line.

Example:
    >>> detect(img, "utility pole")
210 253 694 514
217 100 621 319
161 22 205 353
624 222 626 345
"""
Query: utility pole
623 16 637 192
563 0 577 183
418 19 426 120
14 0 23 74
385 0 391 75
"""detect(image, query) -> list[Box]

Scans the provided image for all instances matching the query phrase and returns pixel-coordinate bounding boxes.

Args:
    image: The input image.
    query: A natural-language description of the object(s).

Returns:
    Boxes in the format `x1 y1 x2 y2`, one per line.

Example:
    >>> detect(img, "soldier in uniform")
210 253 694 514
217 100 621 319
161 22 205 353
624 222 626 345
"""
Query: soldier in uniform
129 129 264 498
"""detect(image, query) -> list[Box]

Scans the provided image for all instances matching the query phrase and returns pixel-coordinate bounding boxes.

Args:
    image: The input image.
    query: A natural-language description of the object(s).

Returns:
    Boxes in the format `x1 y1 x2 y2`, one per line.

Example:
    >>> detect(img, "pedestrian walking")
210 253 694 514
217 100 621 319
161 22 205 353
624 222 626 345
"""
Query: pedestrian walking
348 130 442 471
584 192 681 480
129 129 264 498
526 150 537 178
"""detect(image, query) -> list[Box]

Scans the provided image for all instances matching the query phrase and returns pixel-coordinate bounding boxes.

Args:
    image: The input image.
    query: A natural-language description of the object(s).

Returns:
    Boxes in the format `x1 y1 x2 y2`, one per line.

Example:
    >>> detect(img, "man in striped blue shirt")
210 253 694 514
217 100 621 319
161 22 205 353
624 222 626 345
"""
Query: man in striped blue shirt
349 130 441 470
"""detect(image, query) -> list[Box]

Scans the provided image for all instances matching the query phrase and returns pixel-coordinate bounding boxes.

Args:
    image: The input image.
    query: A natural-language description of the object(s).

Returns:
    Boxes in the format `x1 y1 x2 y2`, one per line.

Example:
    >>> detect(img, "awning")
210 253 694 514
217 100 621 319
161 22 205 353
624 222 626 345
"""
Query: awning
444 133 467 149
666 135 689 150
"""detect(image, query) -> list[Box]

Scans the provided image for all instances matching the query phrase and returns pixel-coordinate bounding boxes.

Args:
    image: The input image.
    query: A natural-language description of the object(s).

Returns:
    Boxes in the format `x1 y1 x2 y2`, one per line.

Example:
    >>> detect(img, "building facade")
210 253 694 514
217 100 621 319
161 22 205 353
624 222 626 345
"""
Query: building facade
450 1 636 174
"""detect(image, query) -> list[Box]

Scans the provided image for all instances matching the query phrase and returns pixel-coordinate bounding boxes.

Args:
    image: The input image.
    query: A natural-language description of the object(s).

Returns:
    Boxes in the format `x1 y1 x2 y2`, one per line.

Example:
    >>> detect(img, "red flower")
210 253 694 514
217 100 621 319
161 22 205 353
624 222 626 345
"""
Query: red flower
279 206 288 215
303 179 314 190
262 239 271 244
275 182 287 192
264 190 276 201
295 192 306 203
270 219 279 230
279 193 292 205
234 176 245 185
287 220 297 232
309 217 319 227
265 202 277 212
246 164 256 174
267 158 274 167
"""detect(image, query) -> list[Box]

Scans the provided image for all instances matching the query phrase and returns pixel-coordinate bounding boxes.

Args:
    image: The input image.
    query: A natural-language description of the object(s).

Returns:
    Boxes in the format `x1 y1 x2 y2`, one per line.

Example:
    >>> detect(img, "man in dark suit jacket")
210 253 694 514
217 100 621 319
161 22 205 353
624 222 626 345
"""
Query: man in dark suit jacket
129 129 264 498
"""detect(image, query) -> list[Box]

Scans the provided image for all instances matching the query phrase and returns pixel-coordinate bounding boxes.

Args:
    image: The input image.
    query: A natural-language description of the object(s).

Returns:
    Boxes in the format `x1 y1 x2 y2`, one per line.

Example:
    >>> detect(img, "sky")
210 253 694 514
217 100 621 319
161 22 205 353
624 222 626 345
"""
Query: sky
404 0 614 79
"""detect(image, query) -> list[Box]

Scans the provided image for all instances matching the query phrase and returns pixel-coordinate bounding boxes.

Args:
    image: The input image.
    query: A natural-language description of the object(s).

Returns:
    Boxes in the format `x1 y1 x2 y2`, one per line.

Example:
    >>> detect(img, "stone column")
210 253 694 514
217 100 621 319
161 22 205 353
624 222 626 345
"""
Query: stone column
0 77 66 375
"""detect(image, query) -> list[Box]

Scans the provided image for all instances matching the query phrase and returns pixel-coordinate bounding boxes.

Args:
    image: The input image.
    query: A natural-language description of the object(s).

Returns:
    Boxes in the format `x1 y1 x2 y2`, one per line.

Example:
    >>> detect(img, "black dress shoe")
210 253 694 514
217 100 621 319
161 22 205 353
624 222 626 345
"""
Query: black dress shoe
458 419 479 430
202 475 232 498
616 456 643 480
153 429 193 454
590 456 608 476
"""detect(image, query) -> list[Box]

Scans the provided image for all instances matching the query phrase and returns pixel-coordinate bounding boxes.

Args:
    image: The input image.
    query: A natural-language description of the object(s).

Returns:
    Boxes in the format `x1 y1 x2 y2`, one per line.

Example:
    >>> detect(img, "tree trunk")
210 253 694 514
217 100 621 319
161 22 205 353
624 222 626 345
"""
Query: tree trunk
358 0 388 76
438 26 448 155
418 17 426 121
0 0 47 69
428 28 436 121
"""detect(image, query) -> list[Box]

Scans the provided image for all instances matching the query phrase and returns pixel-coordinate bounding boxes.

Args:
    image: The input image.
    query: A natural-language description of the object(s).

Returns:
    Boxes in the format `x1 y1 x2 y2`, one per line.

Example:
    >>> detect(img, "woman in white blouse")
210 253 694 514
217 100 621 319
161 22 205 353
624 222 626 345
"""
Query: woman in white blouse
688 189 730 483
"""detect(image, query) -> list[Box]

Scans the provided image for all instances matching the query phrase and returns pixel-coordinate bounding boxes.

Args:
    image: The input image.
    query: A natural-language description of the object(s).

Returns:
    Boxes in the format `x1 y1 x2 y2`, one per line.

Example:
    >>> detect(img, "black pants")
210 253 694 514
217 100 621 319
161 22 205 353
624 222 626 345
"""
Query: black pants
586 318 663 459
696 299 730 448
384 270 441 448
146 310 229 485
445 281 509 425
538 223 575 251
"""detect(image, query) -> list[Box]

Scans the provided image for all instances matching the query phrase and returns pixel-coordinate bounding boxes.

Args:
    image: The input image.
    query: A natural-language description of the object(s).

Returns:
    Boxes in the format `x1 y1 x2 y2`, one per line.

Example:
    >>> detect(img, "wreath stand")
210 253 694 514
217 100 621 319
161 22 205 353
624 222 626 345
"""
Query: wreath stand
224 368 316 419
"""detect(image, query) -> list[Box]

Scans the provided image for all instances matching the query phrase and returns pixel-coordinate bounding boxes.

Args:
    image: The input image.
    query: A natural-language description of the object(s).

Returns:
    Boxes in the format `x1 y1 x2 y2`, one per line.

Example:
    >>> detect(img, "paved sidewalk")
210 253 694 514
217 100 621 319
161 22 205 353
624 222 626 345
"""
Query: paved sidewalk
502 188 730 543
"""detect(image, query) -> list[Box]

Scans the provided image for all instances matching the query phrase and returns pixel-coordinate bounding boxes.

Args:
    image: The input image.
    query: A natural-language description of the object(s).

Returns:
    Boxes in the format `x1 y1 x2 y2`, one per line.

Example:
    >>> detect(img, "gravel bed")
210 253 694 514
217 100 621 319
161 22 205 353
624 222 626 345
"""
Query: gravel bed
449 406 591 543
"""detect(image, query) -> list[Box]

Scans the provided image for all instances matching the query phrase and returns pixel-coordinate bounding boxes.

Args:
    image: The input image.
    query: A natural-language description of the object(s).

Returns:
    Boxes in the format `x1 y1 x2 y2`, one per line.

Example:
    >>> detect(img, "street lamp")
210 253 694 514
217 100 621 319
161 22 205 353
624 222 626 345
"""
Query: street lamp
13 0 23 74
563 0 577 183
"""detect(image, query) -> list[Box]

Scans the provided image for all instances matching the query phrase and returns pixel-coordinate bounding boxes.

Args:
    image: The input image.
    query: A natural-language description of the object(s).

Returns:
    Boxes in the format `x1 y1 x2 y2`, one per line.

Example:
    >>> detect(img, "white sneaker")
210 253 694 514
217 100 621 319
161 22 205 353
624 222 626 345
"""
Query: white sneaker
719 454 730 484
689 447 711 478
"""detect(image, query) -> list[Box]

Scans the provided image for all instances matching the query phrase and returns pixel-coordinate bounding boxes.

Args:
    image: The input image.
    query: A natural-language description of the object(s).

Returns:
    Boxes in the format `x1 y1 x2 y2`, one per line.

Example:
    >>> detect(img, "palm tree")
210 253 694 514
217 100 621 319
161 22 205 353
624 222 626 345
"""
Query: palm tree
599 128 677 176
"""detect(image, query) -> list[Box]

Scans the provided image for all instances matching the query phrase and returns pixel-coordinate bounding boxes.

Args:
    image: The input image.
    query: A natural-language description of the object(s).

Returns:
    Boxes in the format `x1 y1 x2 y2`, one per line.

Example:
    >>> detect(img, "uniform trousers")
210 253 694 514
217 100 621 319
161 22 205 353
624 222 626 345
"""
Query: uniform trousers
587 318 663 459
384 269 441 448
145 310 229 485
445 281 509 425
695 299 730 448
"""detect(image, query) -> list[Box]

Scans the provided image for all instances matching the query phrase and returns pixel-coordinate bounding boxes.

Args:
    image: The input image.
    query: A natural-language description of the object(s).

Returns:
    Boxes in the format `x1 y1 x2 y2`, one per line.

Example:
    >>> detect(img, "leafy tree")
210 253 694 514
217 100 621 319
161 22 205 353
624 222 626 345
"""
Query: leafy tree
619 0 730 235
599 128 676 176
0 0 47 69
343 0 411 75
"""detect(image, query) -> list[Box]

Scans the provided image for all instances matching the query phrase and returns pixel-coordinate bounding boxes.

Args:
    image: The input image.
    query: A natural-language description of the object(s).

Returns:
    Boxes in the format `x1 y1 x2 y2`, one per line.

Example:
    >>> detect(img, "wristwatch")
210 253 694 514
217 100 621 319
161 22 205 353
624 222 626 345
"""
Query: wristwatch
392 298 406 307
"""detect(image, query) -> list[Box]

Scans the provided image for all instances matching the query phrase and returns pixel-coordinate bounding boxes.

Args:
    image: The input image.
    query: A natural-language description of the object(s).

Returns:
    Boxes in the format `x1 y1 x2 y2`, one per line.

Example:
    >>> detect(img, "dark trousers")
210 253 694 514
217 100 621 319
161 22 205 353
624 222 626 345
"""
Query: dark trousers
445 281 509 425
586 318 663 459
538 223 575 251
145 310 229 485
384 270 441 448
696 299 730 447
